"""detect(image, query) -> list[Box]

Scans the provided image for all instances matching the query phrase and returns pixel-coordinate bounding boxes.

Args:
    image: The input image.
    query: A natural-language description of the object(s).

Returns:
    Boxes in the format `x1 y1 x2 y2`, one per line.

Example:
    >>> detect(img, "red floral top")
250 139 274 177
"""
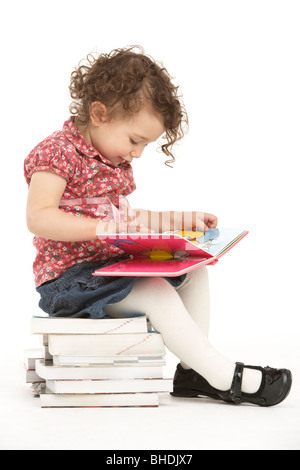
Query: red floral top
24 118 136 287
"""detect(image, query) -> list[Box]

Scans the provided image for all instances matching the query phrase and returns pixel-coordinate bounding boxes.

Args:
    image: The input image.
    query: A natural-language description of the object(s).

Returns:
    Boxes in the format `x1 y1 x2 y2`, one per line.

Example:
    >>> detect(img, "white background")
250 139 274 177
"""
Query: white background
0 0 299 450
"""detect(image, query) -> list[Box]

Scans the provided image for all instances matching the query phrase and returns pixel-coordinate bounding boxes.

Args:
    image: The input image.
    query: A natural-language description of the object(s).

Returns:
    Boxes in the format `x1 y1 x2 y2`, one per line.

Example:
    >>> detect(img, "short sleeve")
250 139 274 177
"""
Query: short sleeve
119 164 136 196
24 140 76 185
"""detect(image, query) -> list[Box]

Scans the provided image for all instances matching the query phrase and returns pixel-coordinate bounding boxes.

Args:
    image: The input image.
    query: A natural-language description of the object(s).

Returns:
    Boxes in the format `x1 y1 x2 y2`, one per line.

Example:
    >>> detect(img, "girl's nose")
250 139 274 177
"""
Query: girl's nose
130 149 143 159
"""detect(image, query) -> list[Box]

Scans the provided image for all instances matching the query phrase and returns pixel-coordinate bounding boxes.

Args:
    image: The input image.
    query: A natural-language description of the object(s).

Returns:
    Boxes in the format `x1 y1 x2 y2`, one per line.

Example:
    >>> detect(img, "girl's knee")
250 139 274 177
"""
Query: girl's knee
177 266 209 289
130 277 181 311
133 277 176 297
104 277 176 317
190 266 209 281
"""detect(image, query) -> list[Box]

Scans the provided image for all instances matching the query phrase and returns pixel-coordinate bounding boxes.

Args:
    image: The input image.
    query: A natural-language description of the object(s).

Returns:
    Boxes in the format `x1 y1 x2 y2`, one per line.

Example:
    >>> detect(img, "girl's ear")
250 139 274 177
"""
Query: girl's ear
90 102 109 125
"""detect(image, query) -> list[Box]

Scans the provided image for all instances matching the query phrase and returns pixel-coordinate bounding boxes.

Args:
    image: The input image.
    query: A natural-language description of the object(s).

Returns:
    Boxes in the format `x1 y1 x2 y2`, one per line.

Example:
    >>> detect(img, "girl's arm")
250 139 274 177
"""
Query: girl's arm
134 209 218 233
26 171 99 241
26 172 144 242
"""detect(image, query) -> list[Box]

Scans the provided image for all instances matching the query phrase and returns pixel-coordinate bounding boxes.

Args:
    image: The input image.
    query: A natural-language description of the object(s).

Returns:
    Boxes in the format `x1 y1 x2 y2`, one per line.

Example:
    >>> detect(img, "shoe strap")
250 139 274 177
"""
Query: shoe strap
229 362 244 404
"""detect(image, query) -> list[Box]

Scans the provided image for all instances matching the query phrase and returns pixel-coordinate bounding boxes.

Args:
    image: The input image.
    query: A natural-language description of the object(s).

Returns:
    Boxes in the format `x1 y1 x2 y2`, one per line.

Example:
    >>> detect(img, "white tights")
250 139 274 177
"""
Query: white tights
104 268 261 393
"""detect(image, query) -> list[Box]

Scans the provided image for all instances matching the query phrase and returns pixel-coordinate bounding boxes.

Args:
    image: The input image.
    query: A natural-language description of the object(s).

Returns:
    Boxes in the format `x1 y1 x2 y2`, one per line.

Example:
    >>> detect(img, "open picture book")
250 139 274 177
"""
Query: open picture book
93 228 248 277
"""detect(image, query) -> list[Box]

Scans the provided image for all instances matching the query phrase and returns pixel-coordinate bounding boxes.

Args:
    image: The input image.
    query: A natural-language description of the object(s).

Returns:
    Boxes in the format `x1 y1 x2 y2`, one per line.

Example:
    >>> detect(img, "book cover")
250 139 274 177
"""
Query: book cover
94 228 248 277
24 369 44 384
23 348 45 370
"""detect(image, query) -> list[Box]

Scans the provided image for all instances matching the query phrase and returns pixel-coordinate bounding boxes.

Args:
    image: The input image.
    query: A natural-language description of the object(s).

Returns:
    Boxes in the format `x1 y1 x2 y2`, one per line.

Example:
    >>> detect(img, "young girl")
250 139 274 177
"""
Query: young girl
24 46 292 406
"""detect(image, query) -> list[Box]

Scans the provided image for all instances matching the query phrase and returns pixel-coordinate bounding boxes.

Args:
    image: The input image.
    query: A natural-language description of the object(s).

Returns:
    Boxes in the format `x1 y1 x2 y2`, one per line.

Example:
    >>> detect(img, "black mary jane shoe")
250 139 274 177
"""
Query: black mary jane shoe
171 362 292 406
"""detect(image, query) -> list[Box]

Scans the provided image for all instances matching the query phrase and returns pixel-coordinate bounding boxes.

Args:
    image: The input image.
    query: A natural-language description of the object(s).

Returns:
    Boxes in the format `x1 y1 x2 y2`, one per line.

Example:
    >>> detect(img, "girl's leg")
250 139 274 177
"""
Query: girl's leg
104 277 261 393
174 268 210 369
175 267 210 335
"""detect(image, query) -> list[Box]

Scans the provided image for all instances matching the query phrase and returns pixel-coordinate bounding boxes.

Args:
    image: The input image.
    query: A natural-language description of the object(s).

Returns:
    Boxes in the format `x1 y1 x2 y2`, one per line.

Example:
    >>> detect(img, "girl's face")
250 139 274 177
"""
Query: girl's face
86 103 165 166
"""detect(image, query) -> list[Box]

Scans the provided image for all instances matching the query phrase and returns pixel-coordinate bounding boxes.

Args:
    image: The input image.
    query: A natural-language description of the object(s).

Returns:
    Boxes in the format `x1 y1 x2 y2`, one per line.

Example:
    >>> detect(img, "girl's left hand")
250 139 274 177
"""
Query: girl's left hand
174 211 218 232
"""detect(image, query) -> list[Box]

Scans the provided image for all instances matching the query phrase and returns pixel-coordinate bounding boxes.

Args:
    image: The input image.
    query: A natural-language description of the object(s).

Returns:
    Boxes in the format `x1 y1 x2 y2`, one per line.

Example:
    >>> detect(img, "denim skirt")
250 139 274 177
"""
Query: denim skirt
36 261 186 318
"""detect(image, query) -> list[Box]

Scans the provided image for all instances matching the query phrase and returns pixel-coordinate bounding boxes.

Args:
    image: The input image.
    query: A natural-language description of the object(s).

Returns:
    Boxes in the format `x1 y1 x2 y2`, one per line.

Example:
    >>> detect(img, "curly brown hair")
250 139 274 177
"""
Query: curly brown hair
69 46 188 166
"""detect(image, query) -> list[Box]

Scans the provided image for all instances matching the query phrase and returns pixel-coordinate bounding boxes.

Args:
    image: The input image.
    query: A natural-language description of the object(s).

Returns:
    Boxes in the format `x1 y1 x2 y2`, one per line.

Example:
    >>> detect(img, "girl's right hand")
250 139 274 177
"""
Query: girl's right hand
96 196 153 235
97 218 153 235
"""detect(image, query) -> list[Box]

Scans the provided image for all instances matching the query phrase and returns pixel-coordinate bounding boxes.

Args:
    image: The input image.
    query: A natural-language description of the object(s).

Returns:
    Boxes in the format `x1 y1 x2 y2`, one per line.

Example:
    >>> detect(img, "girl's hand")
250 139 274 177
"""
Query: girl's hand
97 217 153 235
173 211 218 232
199 212 218 231
96 196 153 235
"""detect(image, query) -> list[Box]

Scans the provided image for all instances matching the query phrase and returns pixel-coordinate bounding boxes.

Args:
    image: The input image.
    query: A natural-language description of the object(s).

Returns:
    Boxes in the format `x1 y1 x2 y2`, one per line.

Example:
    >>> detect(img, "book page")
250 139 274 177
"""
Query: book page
179 228 247 257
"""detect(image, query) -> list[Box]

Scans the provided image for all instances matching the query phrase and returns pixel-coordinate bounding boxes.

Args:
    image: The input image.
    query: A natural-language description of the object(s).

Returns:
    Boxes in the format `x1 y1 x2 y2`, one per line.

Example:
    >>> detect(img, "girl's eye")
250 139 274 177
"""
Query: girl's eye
130 138 138 145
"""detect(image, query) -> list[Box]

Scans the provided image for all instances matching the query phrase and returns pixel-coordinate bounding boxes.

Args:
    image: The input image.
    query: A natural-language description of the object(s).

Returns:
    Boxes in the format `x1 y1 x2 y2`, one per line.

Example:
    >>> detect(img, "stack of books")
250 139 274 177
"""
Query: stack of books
24 315 172 408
